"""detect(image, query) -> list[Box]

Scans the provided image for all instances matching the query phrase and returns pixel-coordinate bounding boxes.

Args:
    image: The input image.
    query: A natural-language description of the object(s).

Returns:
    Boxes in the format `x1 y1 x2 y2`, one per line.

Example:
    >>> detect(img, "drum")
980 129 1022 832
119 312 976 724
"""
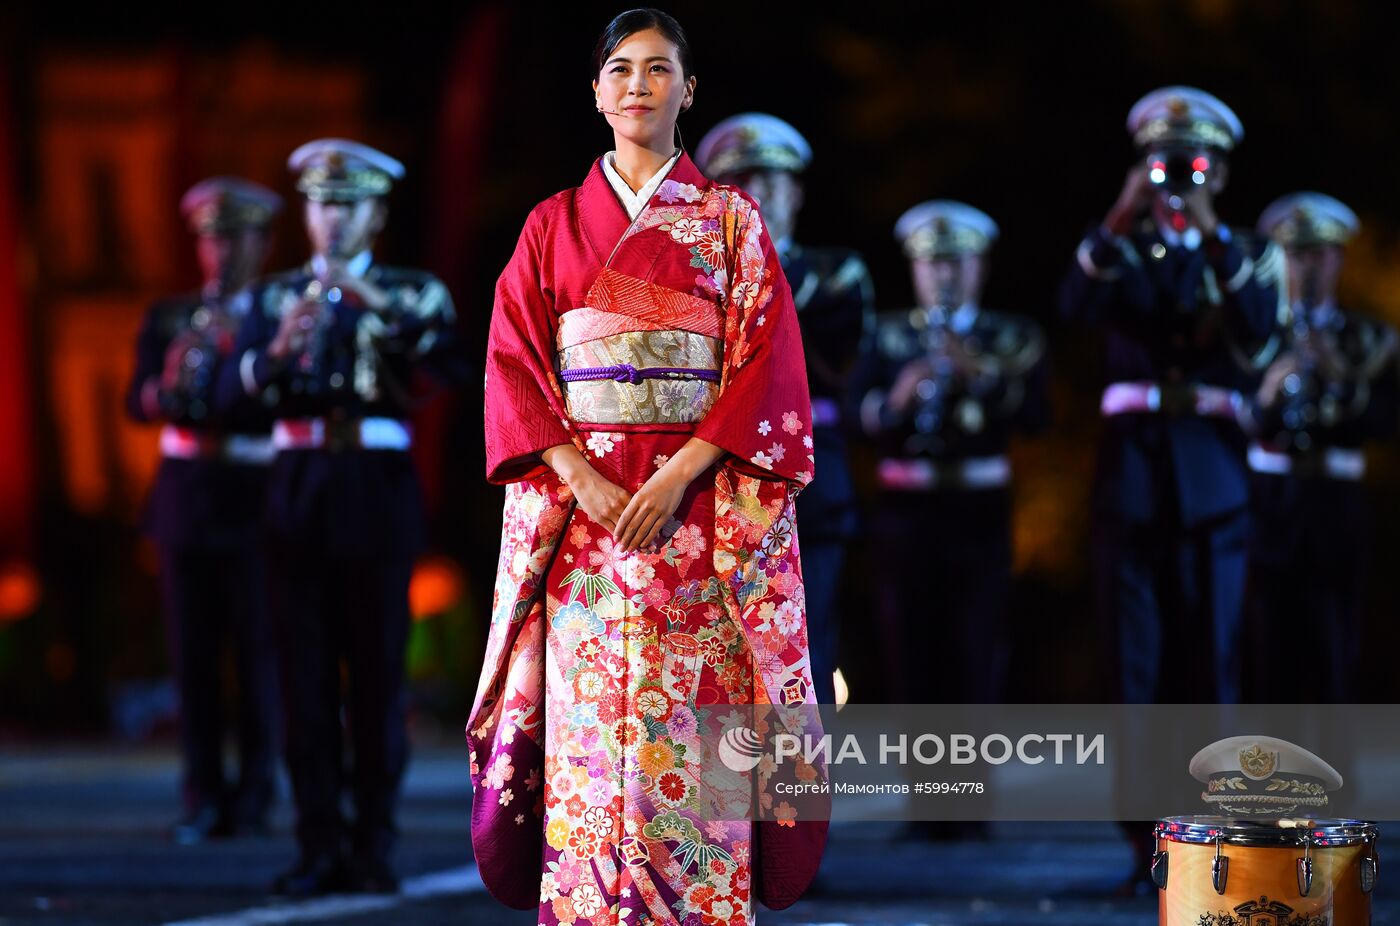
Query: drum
1153 816 1379 925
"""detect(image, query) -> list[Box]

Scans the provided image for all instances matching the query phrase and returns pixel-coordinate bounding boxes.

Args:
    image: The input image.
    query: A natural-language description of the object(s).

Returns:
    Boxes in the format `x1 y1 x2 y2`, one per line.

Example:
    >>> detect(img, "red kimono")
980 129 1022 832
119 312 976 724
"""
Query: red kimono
468 152 826 925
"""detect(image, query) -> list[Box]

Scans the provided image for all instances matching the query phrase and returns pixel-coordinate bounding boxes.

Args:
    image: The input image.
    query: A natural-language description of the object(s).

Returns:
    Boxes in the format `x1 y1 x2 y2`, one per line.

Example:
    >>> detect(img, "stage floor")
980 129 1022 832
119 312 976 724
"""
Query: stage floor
0 743 1393 925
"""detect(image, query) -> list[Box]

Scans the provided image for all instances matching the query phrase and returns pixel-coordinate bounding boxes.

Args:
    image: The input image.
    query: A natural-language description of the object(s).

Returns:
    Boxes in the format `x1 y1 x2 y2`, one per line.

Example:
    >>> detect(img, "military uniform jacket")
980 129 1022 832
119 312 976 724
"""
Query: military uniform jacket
215 262 466 556
1059 222 1284 526
851 304 1050 463
1251 307 1400 452
126 292 272 551
784 244 874 540
1250 308 1399 565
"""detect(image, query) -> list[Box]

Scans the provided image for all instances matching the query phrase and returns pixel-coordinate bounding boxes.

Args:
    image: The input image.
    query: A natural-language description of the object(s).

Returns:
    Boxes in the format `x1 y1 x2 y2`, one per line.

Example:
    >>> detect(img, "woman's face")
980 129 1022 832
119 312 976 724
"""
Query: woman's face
593 28 694 150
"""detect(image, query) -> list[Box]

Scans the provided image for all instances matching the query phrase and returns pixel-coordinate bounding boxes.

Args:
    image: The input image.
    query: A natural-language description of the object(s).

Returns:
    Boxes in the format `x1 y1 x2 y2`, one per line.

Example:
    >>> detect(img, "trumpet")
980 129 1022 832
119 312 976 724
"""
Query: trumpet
167 303 237 417
293 275 339 384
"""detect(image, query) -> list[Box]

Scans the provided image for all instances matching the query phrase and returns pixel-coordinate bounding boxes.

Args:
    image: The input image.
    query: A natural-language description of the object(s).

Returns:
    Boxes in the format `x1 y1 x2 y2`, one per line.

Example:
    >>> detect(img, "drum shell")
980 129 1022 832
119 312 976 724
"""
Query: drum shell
1153 818 1372 924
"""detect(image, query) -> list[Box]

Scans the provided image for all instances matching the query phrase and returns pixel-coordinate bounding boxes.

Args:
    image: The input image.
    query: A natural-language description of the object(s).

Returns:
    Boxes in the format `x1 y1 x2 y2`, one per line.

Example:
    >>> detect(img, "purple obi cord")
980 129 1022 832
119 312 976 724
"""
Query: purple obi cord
559 363 720 385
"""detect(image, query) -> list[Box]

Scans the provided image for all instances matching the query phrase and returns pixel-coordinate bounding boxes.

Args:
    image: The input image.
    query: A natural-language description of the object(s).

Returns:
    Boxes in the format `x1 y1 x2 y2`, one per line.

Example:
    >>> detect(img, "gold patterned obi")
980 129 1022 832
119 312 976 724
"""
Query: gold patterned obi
557 269 724 426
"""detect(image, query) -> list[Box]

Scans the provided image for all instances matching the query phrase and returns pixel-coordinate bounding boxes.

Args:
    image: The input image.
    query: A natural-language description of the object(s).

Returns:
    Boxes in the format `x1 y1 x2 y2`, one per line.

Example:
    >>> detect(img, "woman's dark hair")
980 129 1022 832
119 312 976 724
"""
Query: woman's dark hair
592 8 693 78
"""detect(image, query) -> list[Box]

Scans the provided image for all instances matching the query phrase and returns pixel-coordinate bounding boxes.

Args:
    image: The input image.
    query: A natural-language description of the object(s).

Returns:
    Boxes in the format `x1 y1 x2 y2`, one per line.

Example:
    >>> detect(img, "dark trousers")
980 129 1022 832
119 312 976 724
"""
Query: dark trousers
871 489 1011 704
1095 508 1248 877
159 545 278 822
1093 508 1247 704
270 548 412 861
1246 474 1369 703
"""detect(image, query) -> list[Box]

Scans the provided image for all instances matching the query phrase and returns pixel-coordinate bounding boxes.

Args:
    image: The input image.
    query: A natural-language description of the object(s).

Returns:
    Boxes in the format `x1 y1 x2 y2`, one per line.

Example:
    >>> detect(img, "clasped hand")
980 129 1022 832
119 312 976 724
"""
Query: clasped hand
573 466 686 553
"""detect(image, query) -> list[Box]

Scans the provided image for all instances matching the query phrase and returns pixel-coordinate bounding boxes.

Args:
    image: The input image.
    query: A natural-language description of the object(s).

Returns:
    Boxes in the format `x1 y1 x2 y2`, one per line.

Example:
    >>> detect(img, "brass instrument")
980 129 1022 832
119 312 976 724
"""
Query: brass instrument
167 303 237 419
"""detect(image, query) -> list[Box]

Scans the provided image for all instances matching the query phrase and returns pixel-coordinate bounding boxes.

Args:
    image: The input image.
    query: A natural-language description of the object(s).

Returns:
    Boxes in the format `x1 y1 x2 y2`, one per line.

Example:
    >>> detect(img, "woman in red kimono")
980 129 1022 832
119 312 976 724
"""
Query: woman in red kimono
467 9 827 924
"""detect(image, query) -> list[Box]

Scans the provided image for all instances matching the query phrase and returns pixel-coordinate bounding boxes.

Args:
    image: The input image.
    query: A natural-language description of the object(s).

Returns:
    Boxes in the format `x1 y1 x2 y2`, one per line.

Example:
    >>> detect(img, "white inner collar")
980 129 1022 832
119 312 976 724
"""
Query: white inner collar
602 149 681 221
309 249 373 280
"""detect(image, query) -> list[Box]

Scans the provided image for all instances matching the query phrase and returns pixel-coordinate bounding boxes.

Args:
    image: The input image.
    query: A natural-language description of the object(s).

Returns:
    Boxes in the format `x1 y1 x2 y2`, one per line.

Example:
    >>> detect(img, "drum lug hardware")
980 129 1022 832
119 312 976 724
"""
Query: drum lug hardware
1150 848 1168 890
1361 836 1378 894
1297 835 1314 897
1212 835 1229 895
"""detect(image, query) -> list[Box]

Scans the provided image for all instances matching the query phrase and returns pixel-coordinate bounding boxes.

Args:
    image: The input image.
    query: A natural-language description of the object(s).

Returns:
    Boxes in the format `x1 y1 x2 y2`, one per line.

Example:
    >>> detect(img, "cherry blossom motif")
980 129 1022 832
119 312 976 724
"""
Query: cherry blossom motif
802 434 813 449
516 813 526 824
484 753 514 790
733 280 760 309
546 817 572 850
568 825 601 860
774 801 799 827
584 805 615 839
571 883 605 918
757 420 771 436
772 601 803 636
585 432 620 458
767 443 787 463
499 788 515 806
782 411 802 435
550 767 577 800
621 558 656 590
670 218 703 244
654 454 670 469
750 450 774 470
756 314 766 326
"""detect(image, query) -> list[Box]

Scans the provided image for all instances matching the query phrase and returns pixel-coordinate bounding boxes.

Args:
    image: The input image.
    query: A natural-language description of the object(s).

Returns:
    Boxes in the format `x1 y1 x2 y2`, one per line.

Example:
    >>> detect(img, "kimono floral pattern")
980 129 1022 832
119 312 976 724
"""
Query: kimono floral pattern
471 154 825 922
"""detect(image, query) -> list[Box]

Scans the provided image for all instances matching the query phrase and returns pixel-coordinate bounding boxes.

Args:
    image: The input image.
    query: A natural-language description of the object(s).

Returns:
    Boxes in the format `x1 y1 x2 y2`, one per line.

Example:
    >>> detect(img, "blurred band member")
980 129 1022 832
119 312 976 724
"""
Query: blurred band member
1058 87 1283 705
854 201 1048 706
697 112 875 706
217 139 464 895
1247 193 1398 702
126 177 282 845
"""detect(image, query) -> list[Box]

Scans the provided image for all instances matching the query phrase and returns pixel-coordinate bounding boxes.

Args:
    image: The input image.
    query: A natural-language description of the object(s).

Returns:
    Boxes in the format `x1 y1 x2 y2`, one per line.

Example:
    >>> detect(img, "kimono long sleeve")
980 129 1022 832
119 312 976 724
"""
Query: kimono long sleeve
483 207 581 485
694 192 814 490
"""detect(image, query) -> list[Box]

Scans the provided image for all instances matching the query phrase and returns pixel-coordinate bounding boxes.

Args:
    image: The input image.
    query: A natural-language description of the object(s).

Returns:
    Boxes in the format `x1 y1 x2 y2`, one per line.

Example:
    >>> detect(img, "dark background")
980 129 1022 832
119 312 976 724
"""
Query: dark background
3 0 1400 736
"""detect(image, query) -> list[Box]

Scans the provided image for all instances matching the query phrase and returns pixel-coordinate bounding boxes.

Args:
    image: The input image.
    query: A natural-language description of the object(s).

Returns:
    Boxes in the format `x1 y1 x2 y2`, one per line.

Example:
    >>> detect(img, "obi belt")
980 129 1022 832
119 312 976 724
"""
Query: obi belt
557 270 723 426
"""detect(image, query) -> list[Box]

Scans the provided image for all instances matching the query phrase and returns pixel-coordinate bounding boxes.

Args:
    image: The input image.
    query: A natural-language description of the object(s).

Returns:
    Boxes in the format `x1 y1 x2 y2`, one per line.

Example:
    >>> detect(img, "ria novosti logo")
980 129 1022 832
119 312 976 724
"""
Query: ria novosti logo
718 725 765 772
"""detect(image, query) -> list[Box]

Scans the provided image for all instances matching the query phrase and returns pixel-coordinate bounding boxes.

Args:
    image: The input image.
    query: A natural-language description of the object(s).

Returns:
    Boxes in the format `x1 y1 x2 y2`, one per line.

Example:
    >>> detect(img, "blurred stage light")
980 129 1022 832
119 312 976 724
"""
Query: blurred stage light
0 560 40 622
409 554 465 620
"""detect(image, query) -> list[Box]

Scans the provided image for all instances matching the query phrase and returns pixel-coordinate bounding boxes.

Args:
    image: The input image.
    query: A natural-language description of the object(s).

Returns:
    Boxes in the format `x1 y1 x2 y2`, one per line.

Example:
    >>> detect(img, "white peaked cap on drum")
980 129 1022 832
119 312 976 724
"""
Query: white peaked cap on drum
695 112 813 178
895 200 999 259
1127 86 1243 152
288 138 405 202
179 177 283 234
1190 735 1342 816
1258 192 1361 248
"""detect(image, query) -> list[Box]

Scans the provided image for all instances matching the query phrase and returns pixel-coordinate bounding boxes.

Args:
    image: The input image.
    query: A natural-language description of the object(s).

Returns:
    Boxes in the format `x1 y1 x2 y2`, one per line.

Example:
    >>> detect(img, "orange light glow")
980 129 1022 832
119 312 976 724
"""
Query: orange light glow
409 555 465 620
0 560 41 622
